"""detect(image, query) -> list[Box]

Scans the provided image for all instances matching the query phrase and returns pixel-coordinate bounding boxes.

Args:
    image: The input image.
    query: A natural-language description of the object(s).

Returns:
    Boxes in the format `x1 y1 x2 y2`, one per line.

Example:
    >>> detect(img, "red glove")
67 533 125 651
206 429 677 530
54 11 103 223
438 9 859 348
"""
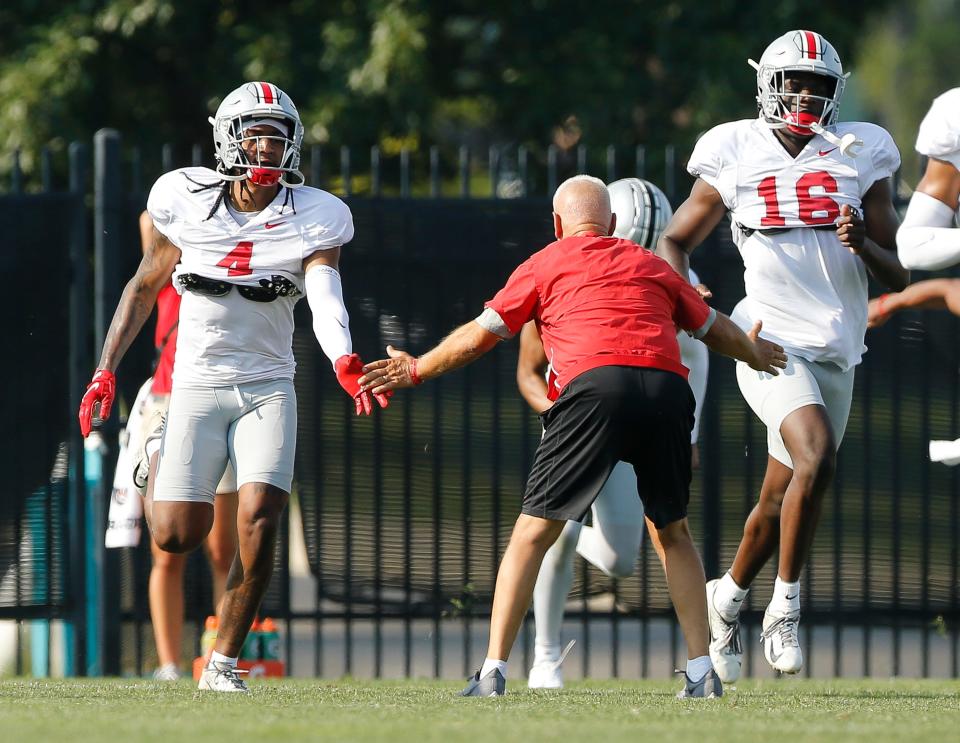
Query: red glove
335 354 390 416
78 369 116 437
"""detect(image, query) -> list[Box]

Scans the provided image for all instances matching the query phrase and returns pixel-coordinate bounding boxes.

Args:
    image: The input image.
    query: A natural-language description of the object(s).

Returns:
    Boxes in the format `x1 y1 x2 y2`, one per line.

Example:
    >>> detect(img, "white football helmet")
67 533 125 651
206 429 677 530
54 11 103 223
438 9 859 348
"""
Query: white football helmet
608 178 673 250
209 81 305 187
749 30 848 136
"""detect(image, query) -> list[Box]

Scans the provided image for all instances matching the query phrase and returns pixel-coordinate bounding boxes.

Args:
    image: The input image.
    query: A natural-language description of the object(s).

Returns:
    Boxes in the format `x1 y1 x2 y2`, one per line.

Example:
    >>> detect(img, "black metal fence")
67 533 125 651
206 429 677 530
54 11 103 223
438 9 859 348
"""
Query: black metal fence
2 134 957 679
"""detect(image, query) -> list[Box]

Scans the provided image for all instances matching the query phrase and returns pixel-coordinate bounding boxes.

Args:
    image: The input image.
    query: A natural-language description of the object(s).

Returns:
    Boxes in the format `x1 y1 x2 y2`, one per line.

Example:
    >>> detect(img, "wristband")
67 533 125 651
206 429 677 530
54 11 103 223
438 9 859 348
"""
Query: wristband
876 293 890 319
410 357 423 386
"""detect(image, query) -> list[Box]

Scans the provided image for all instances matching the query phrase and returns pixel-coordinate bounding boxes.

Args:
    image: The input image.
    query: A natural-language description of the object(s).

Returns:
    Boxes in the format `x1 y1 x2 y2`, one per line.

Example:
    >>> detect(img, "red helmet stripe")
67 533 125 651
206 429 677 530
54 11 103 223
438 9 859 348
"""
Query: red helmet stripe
803 31 818 59
259 82 275 104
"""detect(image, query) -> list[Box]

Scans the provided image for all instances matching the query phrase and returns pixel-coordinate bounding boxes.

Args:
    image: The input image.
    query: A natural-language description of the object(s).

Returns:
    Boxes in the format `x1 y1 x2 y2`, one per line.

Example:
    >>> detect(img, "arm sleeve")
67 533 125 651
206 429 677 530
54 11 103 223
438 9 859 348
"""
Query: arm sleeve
897 190 960 271
305 264 352 365
483 259 539 336
302 197 355 259
678 330 709 443
916 89 960 170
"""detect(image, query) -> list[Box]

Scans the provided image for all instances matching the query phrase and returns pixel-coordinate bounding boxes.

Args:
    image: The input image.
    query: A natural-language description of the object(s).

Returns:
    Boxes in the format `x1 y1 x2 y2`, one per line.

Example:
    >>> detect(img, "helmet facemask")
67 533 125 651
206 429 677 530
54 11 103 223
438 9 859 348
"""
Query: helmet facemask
212 114 305 187
754 64 845 136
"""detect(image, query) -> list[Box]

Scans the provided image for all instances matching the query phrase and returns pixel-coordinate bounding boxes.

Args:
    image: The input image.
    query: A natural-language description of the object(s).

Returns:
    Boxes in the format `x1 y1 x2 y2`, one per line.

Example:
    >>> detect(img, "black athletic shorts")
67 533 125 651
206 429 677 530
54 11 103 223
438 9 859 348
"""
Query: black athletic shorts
522 365 695 528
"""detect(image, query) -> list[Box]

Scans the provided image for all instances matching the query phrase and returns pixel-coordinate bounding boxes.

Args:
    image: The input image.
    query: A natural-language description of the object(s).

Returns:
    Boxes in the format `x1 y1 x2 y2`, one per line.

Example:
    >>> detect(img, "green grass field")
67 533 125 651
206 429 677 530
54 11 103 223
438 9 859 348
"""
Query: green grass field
1 678 957 742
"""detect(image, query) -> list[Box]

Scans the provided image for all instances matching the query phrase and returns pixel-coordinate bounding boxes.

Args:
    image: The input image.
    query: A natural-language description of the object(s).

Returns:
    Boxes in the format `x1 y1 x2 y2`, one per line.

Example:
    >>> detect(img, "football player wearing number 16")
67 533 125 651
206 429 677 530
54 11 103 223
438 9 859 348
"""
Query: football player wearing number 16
657 31 908 681
77 82 388 693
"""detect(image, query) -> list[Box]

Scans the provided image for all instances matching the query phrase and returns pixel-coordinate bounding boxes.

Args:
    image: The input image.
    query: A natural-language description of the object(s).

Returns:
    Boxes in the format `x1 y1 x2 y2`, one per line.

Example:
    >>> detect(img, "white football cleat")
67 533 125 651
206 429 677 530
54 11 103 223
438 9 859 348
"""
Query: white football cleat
527 640 576 689
706 579 743 683
760 608 803 674
197 661 250 693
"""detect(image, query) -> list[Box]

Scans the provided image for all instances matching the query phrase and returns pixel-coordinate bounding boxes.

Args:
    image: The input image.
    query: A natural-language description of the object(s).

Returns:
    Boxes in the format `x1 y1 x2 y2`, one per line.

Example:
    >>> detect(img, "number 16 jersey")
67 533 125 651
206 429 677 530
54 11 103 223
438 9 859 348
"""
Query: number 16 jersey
147 166 354 387
688 118 900 371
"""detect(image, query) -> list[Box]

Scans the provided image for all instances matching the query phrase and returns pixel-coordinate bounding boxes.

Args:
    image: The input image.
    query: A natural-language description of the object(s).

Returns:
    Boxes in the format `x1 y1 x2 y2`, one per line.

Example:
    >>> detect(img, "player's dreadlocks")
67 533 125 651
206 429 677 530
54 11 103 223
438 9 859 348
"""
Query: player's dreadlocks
182 172 297 221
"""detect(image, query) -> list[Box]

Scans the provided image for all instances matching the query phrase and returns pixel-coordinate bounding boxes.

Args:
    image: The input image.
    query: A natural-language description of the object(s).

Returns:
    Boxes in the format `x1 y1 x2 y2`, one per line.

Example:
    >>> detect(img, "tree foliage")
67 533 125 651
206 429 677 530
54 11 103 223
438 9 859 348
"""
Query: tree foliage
0 1 901 176
855 0 960 183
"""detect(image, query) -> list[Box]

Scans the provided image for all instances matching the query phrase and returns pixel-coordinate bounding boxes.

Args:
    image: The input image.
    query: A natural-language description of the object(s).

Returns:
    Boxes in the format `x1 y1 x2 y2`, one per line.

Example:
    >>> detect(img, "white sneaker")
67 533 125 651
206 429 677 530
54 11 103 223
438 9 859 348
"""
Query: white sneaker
132 412 165 496
527 640 576 689
706 579 743 683
197 661 250 692
760 607 803 674
152 662 181 681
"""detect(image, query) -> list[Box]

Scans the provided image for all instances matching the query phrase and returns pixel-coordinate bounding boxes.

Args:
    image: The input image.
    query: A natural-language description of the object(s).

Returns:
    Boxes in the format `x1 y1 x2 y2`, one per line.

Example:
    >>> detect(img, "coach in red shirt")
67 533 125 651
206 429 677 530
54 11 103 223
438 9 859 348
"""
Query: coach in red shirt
360 175 786 698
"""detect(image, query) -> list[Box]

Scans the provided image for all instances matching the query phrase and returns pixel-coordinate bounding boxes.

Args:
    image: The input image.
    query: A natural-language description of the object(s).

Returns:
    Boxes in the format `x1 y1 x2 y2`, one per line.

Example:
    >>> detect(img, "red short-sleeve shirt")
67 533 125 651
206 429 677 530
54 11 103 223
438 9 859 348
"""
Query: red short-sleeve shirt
484 234 712 395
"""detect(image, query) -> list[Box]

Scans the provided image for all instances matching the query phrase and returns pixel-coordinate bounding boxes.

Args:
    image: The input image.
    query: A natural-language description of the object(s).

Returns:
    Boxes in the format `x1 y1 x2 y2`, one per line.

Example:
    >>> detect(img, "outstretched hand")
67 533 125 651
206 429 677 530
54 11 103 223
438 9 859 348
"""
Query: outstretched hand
360 345 422 395
335 353 391 416
746 320 787 375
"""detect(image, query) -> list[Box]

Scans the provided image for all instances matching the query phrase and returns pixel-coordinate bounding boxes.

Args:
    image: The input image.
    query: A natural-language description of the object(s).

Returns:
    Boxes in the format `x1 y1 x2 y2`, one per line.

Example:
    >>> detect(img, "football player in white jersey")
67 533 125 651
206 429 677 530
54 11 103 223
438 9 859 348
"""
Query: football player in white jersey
77 81 388 692
897 88 960 270
657 31 908 681
523 178 711 688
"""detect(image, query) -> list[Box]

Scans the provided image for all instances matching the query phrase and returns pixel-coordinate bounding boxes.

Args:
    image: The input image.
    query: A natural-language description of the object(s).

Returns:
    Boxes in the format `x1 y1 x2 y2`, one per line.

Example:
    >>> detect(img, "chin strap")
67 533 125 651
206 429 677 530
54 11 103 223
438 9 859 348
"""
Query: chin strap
809 122 863 158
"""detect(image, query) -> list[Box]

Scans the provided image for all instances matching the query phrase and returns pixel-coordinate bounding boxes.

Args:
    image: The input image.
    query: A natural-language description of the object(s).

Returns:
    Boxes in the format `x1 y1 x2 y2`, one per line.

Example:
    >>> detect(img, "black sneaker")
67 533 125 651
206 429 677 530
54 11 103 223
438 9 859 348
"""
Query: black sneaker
676 667 723 699
460 668 506 697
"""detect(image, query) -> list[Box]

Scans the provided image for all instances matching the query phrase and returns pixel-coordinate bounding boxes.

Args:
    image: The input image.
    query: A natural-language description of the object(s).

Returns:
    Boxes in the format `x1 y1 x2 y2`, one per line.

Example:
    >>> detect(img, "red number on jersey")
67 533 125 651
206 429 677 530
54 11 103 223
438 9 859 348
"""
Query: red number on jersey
217 241 254 276
758 176 786 226
758 171 841 227
796 171 840 225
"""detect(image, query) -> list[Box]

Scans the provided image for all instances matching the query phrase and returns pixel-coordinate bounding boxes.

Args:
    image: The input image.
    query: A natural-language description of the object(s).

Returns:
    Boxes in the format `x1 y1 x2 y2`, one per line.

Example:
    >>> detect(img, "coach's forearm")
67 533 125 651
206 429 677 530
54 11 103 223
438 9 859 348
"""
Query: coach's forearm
700 313 758 366
417 321 502 381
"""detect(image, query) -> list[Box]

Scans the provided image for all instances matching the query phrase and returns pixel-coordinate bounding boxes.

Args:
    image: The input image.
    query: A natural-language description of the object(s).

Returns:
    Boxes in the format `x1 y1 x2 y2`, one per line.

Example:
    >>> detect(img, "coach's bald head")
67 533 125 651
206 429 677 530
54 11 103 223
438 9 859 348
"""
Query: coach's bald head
552 175 616 239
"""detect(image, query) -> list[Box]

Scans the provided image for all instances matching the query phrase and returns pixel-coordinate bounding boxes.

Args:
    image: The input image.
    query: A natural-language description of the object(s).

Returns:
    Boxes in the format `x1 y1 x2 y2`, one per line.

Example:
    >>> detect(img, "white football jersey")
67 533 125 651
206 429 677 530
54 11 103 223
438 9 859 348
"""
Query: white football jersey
688 118 900 371
916 88 960 171
147 167 354 387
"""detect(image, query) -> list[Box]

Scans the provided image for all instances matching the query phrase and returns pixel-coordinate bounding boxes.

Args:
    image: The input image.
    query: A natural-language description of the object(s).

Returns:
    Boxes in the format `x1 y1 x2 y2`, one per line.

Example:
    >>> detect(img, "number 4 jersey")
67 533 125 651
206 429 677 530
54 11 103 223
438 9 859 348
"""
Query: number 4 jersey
688 118 900 371
147 166 354 387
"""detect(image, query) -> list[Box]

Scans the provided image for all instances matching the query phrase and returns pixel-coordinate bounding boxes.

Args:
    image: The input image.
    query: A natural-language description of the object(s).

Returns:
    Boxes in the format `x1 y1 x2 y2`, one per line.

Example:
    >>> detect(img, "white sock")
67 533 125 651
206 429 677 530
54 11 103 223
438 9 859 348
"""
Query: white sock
479 658 507 679
532 522 580 664
714 571 749 620
686 655 712 682
209 651 238 668
769 576 801 616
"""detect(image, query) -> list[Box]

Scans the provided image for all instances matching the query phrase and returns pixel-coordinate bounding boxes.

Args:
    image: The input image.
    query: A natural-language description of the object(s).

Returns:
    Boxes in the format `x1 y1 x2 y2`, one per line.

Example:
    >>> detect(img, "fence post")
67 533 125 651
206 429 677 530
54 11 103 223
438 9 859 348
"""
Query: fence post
340 146 352 198
66 141 89 676
459 146 470 198
92 129 123 676
429 146 440 197
370 146 381 198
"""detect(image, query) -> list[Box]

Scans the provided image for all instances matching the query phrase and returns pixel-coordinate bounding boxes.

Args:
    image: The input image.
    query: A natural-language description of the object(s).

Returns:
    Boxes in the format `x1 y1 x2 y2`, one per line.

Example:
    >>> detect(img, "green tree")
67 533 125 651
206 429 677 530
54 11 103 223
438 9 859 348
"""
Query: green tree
854 0 960 184
0 1 895 184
